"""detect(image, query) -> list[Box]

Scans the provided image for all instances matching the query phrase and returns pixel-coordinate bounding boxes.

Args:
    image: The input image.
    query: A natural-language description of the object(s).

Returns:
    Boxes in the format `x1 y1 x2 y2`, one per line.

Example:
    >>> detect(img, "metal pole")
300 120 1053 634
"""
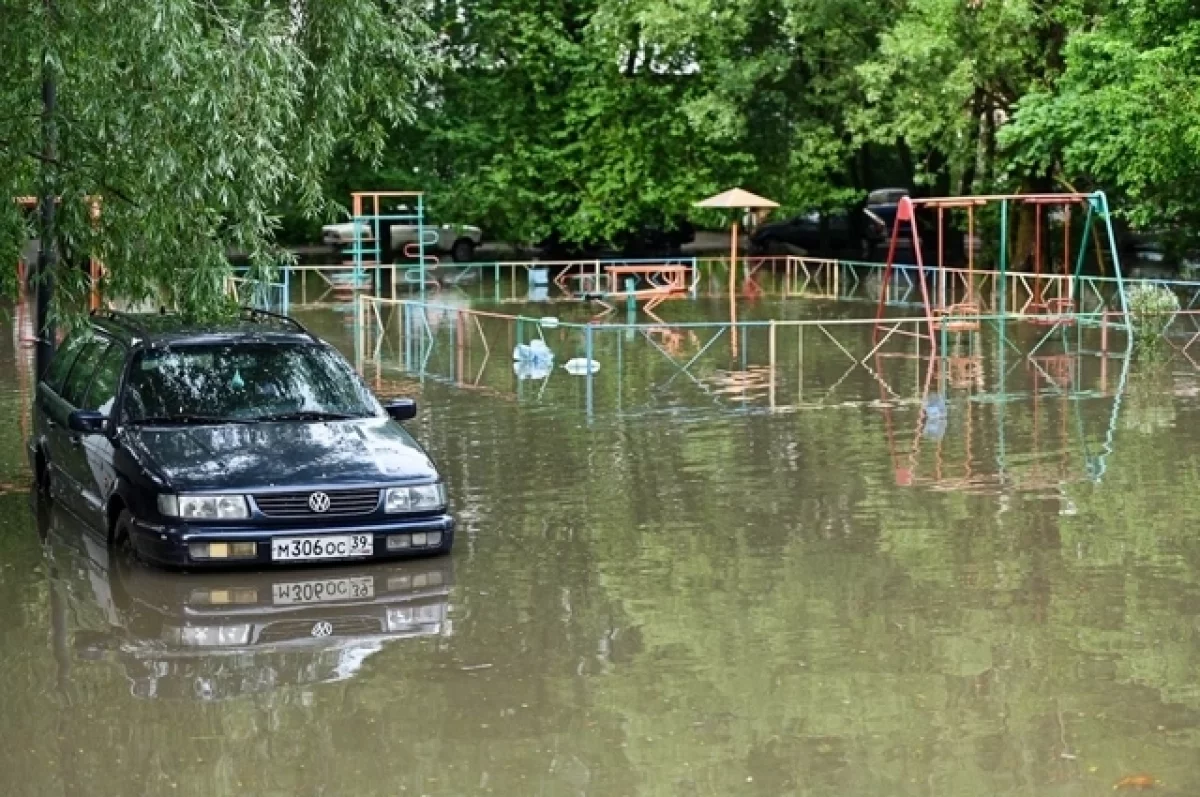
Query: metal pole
35 0 58 377
938 207 945 312
729 221 740 358
999 200 1009 318
617 324 623 414
585 323 594 419
1098 192 1131 328
769 319 776 409
354 294 364 371
996 314 1007 482
400 304 407 370
418 195 426 305
282 265 290 314
798 325 804 405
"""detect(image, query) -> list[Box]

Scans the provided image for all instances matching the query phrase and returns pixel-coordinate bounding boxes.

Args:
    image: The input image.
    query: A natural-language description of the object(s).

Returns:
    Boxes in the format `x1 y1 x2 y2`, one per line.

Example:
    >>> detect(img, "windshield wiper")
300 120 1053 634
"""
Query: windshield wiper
129 415 254 426
254 410 363 422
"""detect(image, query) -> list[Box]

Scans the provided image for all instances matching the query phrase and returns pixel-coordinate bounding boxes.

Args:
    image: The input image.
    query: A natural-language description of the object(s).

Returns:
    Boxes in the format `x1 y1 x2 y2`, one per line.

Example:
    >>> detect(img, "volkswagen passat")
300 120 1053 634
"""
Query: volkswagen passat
27 308 454 568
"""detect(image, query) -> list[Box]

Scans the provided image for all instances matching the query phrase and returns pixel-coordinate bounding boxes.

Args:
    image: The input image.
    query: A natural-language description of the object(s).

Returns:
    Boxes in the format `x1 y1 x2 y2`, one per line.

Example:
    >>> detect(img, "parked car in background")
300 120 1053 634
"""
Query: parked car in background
863 187 910 242
323 212 483 263
750 189 968 263
749 208 871 257
28 308 455 569
537 218 696 258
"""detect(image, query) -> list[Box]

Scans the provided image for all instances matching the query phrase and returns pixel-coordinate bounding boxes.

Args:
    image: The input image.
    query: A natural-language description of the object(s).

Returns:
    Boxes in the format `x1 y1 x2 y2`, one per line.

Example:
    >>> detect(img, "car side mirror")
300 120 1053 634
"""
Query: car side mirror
68 409 107 435
384 399 417 422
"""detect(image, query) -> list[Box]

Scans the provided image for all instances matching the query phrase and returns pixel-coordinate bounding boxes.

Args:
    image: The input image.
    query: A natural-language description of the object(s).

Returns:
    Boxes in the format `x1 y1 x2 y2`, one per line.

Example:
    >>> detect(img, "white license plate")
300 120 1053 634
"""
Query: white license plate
271 534 374 562
272 576 375 605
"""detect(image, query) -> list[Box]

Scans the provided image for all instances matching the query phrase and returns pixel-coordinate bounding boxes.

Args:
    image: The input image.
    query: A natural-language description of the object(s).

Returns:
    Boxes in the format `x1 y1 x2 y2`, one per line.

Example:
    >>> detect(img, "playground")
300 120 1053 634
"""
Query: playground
14 188 1200 501
211 188 1182 501
7 190 1200 793
164 188 1200 501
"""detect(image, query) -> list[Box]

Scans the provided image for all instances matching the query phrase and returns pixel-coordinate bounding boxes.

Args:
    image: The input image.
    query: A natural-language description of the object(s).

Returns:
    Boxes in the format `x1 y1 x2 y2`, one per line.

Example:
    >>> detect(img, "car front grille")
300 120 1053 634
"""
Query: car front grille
253 489 381 518
257 616 382 644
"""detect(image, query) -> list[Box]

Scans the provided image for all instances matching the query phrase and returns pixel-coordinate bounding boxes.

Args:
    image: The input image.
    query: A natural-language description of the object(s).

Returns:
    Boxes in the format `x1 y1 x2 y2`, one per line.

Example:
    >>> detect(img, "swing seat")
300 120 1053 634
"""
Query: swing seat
1028 298 1076 326
936 302 981 332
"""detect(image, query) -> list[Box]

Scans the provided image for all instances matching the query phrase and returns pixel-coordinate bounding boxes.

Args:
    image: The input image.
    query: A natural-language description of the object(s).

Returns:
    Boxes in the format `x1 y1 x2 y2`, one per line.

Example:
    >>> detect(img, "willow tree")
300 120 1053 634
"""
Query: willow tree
0 0 432 342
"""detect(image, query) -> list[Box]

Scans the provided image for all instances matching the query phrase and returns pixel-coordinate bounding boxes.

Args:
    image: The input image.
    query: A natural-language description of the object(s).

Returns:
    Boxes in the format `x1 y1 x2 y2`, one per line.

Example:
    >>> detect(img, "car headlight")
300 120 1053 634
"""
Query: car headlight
384 483 446 513
386 604 446 632
158 494 249 520
169 624 252 647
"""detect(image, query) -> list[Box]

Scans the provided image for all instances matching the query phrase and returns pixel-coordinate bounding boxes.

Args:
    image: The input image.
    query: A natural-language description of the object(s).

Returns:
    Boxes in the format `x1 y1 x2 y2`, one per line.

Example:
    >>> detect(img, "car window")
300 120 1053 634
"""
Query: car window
45 333 90 393
868 189 908 205
60 338 111 408
81 343 126 415
123 343 381 422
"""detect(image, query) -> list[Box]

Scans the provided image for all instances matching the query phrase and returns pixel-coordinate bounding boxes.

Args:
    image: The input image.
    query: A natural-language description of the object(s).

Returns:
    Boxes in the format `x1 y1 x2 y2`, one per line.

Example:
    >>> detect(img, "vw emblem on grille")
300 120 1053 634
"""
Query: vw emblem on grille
311 622 334 638
308 492 331 513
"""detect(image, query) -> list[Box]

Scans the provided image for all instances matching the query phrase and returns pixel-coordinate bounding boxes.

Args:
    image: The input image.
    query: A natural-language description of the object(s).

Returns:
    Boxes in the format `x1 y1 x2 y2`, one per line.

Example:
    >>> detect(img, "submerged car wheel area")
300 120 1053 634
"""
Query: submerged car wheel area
28 308 455 569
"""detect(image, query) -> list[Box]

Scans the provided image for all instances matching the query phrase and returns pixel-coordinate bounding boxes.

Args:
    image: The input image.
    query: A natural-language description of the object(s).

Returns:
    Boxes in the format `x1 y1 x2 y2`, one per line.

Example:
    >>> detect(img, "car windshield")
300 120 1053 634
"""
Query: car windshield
123 343 381 424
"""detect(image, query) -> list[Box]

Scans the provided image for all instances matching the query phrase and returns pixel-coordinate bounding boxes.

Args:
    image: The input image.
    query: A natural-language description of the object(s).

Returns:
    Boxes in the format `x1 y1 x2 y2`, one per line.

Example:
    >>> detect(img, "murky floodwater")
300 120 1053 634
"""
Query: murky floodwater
3 295 1200 796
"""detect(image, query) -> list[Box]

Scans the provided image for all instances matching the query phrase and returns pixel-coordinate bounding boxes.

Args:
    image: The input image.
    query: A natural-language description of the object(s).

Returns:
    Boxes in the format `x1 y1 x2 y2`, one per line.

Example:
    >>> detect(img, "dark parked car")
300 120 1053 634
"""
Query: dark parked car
537 218 696 258
750 208 876 258
28 308 454 569
863 187 910 243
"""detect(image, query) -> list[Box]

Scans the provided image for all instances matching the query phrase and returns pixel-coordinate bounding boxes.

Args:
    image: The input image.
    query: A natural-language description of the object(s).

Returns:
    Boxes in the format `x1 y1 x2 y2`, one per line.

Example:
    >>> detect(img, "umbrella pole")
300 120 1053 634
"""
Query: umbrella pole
730 218 739 356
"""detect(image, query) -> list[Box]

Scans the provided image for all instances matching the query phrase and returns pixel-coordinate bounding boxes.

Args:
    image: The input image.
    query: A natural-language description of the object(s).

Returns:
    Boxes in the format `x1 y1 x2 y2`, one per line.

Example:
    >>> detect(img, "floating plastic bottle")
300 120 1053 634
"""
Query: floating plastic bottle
564 358 600 375
513 360 553 381
922 394 948 441
512 338 553 363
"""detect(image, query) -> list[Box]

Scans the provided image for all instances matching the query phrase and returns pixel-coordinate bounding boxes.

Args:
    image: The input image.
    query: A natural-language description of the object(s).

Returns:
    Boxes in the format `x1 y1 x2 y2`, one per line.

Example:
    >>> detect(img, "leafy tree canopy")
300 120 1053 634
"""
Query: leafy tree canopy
1 0 432 314
7 0 1200 313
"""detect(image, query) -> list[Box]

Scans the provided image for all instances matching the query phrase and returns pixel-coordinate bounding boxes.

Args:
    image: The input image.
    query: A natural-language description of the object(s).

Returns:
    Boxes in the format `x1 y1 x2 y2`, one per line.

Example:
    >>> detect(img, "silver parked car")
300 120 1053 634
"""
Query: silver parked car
323 212 483 263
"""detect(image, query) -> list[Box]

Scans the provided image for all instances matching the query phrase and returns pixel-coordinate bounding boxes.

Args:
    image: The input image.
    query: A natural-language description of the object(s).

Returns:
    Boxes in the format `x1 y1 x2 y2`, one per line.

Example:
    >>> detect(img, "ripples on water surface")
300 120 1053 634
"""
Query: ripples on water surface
2 300 1200 795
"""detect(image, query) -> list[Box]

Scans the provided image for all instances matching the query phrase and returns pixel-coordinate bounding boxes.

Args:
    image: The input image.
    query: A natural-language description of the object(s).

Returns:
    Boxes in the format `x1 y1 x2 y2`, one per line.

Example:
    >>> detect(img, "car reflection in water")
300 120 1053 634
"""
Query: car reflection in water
35 499 453 701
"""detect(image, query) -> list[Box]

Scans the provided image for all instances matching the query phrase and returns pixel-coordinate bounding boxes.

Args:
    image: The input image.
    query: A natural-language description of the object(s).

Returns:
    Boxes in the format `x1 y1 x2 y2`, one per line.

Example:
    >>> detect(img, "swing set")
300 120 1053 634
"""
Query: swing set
873 192 1132 351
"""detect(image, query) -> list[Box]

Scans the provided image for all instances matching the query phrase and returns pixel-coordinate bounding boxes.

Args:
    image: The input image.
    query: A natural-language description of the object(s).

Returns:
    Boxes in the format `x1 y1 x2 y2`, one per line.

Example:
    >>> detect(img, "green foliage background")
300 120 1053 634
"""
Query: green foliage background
4 0 1200 311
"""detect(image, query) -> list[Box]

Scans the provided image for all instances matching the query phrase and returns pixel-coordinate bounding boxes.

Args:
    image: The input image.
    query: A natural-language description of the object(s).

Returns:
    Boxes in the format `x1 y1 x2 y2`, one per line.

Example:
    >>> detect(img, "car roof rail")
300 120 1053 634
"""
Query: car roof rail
91 308 150 338
240 306 317 340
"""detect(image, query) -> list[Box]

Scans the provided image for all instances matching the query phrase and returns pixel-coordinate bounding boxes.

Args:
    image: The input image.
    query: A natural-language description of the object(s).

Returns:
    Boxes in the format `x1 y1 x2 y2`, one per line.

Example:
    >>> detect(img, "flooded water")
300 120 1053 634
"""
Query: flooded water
3 296 1200 796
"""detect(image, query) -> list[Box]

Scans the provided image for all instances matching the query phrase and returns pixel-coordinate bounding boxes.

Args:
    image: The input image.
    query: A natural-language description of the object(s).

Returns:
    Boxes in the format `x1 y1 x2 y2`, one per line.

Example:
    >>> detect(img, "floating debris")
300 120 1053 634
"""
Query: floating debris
1114 774 1158 790
564 358 600 375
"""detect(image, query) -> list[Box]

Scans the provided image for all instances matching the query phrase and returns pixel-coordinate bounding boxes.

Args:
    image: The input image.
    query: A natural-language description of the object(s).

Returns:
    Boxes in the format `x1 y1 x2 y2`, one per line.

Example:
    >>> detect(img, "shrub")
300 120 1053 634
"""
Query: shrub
1128 282 1179 343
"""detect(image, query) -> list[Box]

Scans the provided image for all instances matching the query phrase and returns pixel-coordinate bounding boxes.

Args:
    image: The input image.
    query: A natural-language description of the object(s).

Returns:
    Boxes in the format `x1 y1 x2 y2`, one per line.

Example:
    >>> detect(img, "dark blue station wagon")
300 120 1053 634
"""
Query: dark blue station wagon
28 309 455 568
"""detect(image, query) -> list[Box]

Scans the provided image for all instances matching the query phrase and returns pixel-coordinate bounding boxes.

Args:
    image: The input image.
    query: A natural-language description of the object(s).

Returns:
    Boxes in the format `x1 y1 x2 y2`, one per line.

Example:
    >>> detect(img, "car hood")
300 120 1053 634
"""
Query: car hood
125 418 440 491
752 219 800 237
323 222 367 235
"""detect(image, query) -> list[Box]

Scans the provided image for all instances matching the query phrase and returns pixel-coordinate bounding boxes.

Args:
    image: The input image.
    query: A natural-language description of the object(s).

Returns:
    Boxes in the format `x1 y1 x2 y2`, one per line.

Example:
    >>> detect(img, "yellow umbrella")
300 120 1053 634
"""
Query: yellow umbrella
695 188 779 296
695 188 779 357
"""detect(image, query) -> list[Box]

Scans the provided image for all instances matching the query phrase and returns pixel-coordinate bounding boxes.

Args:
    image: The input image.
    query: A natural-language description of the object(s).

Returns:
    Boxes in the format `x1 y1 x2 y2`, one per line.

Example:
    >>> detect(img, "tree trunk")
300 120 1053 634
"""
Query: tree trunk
856 143 874 192
897 138 915 193
36 0 57 377
926 149 950 197
959 90 984 195
1012 173 1056 275
981 103 997 190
